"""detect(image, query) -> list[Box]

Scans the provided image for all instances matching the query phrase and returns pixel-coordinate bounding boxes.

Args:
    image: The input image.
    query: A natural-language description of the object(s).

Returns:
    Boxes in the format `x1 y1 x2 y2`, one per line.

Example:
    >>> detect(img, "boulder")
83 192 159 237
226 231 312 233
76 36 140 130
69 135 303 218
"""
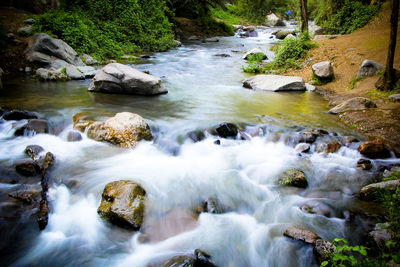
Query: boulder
24 145 44 160
14 119 49 136
295 143 311 153
25 33 85 68
312 61 334 82
274 30 296 40
88 63 166 95
24 18 36 25
357 159 373 170
65 65 85 80
202 198 224 214
76 66 97 78
156 249 216 267
328 97 377 114
18 26 33 36
300 201 336 218
81 54 98 65
67 131 82 142
16 161 41 176
35 67 67 81
359 180 400 201
358 139 391 159
242 48 267 60
284 34 296 39
356 60 383 79
2 110 38 120
243 75 306 92
299 130 317 144
86 112 153 148
284 226 320 244
314 239 335 263
326 142 341 153
389 94 400 102
278 169 308 188
215 122 239 139
265 13 281 26
97 180 146 230
305 83 316 91
186 130 206 142
369 223 392 249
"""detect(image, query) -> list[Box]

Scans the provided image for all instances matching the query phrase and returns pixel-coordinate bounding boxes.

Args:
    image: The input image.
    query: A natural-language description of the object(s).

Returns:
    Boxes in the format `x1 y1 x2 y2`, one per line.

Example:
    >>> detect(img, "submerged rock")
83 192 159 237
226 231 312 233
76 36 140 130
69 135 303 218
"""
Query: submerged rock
357 159 373 170
88 63 167 95
358 139 391 159
156 249 216 267
202 198 224 214
24 145 44 160
67 131 82 142
16 161 41 176
359 180 400 201
86 112 153 148
326 142 341 153
328 97 377 114
300 201 337 218
278 169 308 188
243 75 306 92
215 122 239 139
97 180 146 230
357 60 383 79
295 143 311 153
14 119 49 136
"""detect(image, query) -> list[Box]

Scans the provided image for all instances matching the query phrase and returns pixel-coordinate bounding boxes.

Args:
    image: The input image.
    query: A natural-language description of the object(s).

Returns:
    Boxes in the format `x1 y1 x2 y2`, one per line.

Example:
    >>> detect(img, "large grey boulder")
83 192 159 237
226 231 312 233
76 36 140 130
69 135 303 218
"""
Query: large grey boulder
97 180 146 230
83 112 153 148
88 63 167 95
312 61 334 81
357 60 383 79
242 48 267 60
25 33 85 69
243 75 306 92
328 97 377 114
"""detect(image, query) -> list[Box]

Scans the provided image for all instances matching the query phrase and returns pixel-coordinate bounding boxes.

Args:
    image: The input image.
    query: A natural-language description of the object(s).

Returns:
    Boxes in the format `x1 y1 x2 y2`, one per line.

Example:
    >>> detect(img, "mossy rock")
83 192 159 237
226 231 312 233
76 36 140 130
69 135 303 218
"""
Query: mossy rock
279 169 308 188
97 180 146 230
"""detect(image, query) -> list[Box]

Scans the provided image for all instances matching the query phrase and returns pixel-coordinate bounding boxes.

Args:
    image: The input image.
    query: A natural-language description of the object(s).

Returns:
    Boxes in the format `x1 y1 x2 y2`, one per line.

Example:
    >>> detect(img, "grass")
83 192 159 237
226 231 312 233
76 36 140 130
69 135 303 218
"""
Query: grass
349 77 362 90
367 86 400 100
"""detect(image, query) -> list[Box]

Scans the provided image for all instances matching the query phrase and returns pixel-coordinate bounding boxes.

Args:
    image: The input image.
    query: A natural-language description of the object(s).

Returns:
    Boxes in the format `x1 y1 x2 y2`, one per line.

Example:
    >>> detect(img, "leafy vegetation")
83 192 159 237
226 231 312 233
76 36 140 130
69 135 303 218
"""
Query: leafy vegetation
242 53 267 74
321 238 368 267
33 0 176 59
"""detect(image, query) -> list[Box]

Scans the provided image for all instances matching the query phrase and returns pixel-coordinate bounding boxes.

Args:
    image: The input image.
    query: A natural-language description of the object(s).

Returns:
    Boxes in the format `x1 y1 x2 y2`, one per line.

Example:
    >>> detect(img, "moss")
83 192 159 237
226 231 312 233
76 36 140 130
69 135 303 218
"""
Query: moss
279 169 308 188
312 72 334 85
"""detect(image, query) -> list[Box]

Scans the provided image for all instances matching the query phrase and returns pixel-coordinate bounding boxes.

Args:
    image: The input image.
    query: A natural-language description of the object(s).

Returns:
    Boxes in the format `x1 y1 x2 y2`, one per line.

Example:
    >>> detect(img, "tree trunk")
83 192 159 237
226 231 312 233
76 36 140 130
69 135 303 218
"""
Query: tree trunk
300 0 308 33
382 0 399 91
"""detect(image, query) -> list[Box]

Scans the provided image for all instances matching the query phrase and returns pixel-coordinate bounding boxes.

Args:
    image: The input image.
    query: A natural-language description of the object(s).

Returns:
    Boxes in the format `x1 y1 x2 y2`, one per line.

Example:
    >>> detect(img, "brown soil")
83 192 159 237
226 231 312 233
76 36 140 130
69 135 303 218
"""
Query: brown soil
288 2 400 154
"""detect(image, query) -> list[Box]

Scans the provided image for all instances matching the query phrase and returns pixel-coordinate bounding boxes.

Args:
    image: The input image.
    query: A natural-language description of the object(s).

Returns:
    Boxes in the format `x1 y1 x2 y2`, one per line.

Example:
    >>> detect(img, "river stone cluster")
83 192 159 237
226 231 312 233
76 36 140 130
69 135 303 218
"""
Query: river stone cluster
98 180 146 230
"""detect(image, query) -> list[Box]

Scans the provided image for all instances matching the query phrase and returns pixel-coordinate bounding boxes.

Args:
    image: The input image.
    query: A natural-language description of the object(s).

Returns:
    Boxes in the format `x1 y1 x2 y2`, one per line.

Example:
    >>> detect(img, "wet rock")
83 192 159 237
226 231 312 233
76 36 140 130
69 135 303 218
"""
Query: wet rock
285 34 296 39
284 226 320 244
356 60 383 79
18 25 33 36
295 143 311 153
300 201 336 218
357 159 373 170
369 223 392 250
242 48 267 60
24 145 44 160
328 97 377 114
278 169 308 188
67 131 82 142
215 122 238 139
73 112 95 132
389 94 400 102
202 198 223 214
326 142 341 153
274 30 296 40
187 130 206 142
8 187 41 205
214 140 221 145
97 180 146 230
38 152 55 230
24 18 36 25
14 119 49 136
312 61 334 82
35 67 67 81
25 33 85 69
358 139 391 159
157 249 216 267
86 112 153 148
81 54 98 65
88 63 167 95
204 37 219 42
314 239 335 263
2 110 38 121
214 53 231 58
347 137 359 144
243 75 306 92
359 180 400 201
305 83 316 92
16 161 41 176
299 131 317 144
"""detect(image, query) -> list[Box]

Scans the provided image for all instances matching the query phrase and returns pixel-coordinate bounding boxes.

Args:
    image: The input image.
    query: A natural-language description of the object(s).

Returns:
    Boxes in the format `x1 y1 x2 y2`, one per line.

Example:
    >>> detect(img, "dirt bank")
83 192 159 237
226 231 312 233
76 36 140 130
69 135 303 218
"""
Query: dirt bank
289 2 400 154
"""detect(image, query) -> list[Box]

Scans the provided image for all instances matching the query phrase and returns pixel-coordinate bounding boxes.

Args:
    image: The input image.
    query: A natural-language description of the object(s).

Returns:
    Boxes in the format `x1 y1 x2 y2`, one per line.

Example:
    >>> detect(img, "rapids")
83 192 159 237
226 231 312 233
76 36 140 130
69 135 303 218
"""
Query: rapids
1 26 398 267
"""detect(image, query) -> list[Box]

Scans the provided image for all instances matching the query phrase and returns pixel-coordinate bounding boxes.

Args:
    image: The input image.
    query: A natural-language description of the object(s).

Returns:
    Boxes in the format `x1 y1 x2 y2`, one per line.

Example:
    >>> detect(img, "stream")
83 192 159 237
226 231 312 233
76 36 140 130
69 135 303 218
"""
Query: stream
0 26 398 267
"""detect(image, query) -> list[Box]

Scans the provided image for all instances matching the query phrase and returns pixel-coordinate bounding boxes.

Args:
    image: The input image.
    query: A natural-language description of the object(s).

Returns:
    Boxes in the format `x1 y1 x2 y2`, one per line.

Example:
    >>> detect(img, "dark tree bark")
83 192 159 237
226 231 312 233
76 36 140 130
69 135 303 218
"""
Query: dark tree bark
382 0 399 91
300 0 309 33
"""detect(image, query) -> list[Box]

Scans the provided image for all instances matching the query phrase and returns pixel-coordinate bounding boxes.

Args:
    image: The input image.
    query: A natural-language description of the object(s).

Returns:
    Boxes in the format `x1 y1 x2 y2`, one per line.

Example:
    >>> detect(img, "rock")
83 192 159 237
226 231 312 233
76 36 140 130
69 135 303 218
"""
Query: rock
326 142 341 153
157 249 216 267
25 33 85 69
86 112 153 148
24 145 44 160
37 152 55 230
16 161 41 176
314 239 335 263
214 53 231 58
357 159 373 170
202 198 223 214
300 201 336 217
2 110 38 120
25 67 32 73
88 63 166 95
186 130 206 142
73 112 95 132
312 61 334 82
18 26 33 36
279 169 308 188
284 34 296 39
97 180 146 230
299 131 317 144
214 140 221 145
14 119 49 136
204 37 219 42
242 48 267 60
243 26 257 32
81 54 98 65
173 40 182 47
67 131 82 142
76 66 97 78
358 139 391 159
284 226 320 244
265 13 281 26
356 60 383 79
369 223 392 250
305 83 316 91
243 75 306 92
389 94 400 102
328 97 377 114
35 67 67 81
295 143 311 153
274 30 296 40
65 65 85 80
8 187 41 205
359 180 400 201
215 122 238 139
24 18 36 25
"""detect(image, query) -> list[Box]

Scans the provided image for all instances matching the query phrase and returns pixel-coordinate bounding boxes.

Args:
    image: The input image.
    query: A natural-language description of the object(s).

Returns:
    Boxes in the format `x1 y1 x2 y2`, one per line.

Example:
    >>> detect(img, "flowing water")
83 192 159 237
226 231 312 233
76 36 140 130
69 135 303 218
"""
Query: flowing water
0 27 398 267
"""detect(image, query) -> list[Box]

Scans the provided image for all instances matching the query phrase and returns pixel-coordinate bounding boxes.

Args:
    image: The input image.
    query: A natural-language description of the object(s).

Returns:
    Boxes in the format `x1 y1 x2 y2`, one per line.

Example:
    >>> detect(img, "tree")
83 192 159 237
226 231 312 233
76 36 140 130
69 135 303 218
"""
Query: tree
380 0 399 91
299 0 308 32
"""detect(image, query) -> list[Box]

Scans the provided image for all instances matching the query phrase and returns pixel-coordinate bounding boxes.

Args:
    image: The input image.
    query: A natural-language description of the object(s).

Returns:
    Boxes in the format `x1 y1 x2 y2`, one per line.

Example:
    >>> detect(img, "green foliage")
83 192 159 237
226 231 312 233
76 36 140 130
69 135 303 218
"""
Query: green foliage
33 0 175 59
328 0 379 34
242 53 267 74
321 238 369 267
349 77 362 90
210 5 245 25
